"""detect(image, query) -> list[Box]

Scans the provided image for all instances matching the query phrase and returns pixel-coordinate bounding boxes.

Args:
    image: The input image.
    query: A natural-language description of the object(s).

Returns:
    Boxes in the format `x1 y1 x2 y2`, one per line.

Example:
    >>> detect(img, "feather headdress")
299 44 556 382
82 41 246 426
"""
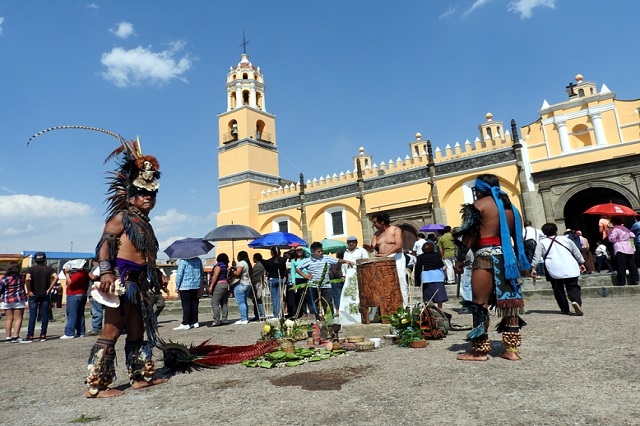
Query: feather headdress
27 125 160 217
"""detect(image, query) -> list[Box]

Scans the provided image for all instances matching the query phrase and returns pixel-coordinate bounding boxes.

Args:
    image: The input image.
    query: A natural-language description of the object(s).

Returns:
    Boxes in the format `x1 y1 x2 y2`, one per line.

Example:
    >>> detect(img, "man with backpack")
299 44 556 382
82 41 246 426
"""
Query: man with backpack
530 223 586 316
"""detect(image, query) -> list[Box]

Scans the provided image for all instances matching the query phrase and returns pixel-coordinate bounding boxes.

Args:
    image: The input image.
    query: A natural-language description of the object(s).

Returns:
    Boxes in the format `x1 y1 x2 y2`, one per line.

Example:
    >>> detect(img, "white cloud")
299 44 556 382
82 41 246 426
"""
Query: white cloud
0 17 4 35
101 41 195 87
0 195 92 218
1 186 16 194
463 0 491 17
151 208 192 234
439 7 457 19
0 195 99 253
508 0 556 18
110 21 135 39
87 4 99 10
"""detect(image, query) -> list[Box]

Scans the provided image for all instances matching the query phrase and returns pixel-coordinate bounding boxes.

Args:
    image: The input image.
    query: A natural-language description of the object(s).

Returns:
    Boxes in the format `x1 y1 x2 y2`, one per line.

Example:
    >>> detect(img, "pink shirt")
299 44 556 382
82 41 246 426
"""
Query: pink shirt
608 225 635 255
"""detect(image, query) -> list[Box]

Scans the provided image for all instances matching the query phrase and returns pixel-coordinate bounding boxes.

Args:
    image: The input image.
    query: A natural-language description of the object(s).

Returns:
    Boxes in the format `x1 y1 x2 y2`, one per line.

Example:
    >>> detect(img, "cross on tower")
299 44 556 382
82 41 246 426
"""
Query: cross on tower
566 82 577 98
240 32 250 54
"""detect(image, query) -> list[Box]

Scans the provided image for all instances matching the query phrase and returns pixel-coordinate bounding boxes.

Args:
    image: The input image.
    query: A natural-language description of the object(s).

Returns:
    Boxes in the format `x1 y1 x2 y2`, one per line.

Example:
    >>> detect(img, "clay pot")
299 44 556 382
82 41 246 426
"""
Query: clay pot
409 339 428 348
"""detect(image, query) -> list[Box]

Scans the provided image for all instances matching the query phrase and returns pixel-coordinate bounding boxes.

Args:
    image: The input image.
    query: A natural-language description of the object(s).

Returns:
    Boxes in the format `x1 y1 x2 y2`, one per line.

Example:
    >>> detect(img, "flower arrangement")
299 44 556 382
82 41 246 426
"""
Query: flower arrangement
261 318 310 341
383 306 425 347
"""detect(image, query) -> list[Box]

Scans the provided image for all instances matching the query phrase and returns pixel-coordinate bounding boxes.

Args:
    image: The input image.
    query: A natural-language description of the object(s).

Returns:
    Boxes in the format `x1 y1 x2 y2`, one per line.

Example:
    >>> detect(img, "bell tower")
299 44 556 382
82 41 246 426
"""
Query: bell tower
217 52 281 231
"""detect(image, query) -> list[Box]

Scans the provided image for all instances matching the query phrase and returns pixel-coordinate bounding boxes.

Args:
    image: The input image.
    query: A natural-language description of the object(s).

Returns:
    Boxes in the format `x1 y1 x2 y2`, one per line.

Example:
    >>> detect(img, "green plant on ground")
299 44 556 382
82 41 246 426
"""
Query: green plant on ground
382 306 424 347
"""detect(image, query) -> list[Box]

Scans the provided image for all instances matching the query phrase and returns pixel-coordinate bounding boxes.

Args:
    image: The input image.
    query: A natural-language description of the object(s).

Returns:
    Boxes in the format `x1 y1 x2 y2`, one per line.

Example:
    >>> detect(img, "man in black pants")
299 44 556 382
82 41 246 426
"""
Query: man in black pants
24 252 57 342
531 223 586 316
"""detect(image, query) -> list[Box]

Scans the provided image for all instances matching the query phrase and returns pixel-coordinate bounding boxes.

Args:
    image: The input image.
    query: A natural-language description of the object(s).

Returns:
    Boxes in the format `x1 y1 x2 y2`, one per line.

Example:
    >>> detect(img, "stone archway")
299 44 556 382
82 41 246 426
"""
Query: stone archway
399 224 418 252
563 187 633 246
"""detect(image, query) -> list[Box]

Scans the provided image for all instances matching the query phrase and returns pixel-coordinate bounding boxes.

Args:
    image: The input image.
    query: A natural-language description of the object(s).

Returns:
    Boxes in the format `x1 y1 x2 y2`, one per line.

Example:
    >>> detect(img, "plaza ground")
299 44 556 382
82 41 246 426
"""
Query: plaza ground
1 290 638 425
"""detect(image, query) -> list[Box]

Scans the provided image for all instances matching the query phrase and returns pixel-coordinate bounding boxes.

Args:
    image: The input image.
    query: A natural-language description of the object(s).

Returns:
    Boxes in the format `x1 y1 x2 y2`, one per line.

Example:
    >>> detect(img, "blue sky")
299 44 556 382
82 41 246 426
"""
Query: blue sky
1 1 639 256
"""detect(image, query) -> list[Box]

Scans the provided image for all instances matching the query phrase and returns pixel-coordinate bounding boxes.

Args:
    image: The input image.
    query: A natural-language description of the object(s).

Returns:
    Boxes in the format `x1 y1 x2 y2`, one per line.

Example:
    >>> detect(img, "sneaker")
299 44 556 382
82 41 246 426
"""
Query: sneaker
39 334 47 342
3 337 12 343
208 321 222 327
233 320 249 325
85 331 101 336
59 335 75 339
173 324 191 330
18 337 31 343
190 323 200 329
571 301 584 316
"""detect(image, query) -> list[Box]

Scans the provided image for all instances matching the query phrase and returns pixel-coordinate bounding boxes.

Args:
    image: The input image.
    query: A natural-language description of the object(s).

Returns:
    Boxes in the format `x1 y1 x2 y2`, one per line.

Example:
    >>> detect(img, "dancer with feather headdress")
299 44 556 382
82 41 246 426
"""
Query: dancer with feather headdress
28 126 280 397
29 126 165 397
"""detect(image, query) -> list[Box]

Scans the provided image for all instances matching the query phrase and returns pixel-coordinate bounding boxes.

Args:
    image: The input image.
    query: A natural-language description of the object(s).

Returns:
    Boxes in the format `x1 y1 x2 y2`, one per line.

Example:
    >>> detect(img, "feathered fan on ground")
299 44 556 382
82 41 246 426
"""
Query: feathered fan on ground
158 338 280 374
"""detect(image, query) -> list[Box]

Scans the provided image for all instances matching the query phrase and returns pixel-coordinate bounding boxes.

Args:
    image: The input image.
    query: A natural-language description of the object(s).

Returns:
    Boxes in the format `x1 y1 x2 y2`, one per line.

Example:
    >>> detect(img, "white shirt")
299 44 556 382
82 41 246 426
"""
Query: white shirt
532 236 584 279
412 238 427 256
523 226 544 242
342 246 369 276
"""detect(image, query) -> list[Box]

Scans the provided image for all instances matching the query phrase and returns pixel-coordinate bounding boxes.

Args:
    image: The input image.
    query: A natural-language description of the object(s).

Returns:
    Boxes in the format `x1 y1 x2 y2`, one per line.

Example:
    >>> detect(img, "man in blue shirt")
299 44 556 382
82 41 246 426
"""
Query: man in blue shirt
295 242 353 320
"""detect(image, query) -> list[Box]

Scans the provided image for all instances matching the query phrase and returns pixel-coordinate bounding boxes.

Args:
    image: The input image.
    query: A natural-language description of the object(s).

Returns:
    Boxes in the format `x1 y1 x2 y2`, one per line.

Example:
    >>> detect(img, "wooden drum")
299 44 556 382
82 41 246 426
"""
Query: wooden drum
356 257 403 324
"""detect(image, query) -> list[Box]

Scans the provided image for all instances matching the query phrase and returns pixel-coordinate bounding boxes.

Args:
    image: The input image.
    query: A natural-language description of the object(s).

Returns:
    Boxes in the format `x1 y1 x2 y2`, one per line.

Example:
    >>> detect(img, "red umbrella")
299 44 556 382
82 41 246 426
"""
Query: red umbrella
583 203 637 217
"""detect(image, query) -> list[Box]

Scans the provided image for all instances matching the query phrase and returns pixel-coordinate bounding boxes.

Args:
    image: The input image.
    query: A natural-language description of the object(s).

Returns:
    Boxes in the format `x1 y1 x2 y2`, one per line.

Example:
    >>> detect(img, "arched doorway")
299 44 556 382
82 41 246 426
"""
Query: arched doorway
399 224 418 252
564 187 633 246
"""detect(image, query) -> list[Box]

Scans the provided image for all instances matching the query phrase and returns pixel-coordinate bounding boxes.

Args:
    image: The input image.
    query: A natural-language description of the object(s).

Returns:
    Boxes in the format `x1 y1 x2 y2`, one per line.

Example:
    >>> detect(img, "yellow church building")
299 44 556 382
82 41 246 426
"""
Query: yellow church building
216 53 640 254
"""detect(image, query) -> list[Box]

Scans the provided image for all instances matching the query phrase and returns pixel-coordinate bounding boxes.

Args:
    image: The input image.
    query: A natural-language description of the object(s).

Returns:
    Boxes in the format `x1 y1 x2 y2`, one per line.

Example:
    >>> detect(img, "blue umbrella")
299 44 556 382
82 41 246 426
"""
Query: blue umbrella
248 232 308 249
419 223 446 232
164 238 214 259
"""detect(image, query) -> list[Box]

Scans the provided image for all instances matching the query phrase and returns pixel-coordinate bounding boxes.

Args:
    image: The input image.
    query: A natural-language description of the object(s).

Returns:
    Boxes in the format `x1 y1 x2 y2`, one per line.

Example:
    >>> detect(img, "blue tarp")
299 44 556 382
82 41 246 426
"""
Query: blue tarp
22 251 95 259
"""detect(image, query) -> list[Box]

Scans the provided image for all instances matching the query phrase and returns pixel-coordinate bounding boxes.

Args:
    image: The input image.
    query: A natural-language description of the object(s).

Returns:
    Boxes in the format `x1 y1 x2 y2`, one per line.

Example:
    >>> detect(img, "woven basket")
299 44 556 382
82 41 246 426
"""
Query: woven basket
355 341 375 351
347 336 365 343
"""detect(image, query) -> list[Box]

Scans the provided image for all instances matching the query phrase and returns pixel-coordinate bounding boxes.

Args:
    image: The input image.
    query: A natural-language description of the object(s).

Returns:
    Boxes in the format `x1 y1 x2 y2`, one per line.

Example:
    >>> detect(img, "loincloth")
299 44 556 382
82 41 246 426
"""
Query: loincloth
472 246 524 317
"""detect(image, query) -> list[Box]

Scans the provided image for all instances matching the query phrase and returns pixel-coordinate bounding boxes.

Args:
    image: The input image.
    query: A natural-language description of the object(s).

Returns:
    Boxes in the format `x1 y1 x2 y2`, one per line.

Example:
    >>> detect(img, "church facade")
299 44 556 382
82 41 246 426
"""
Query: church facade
216 54 640 255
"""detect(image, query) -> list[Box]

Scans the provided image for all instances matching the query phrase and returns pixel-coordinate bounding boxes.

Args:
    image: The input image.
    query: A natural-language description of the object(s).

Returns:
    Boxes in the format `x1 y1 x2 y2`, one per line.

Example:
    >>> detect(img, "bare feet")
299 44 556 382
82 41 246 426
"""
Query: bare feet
131 378 168 389
499 350 522 361
84 388 124 398
456 351 488 361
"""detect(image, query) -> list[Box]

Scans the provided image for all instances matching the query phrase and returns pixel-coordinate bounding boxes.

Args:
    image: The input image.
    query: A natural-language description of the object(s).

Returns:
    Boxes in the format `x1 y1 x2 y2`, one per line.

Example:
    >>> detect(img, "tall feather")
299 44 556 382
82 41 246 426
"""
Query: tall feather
27 125 125 147
27 125 144 218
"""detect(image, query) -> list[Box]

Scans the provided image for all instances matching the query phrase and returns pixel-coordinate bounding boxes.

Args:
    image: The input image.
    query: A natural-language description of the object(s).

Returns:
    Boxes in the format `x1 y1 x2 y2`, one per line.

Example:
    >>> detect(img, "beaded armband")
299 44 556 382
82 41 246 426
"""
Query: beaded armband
95 232 119 276
99 260 114 276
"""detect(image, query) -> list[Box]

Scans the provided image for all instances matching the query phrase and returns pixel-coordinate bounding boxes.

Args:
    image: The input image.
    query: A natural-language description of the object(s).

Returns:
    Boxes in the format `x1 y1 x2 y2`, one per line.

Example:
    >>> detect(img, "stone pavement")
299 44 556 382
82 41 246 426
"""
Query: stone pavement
2 292 640 425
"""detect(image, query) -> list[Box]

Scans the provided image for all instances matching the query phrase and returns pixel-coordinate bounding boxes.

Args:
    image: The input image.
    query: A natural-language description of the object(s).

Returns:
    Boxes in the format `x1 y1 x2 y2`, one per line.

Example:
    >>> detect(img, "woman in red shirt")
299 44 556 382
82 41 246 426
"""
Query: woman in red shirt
61 261 91 339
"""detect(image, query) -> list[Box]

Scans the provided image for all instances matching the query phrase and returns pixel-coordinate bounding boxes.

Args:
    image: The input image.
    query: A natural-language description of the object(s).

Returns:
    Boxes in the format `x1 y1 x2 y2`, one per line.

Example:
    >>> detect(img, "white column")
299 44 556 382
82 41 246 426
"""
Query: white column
235 83 242 108
555 119 571 153
226 88 232 111
250 83 257 108
590 112 608 146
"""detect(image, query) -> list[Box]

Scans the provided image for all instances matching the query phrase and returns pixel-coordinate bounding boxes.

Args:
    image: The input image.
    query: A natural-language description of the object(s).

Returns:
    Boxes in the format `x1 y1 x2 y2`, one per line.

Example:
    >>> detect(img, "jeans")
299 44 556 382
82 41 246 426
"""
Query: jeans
331 281 344 314
268 277 284 317
309 287 333 320
27 295 50 337
64 294 87 337
233 284 251 321
88 296 104 332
